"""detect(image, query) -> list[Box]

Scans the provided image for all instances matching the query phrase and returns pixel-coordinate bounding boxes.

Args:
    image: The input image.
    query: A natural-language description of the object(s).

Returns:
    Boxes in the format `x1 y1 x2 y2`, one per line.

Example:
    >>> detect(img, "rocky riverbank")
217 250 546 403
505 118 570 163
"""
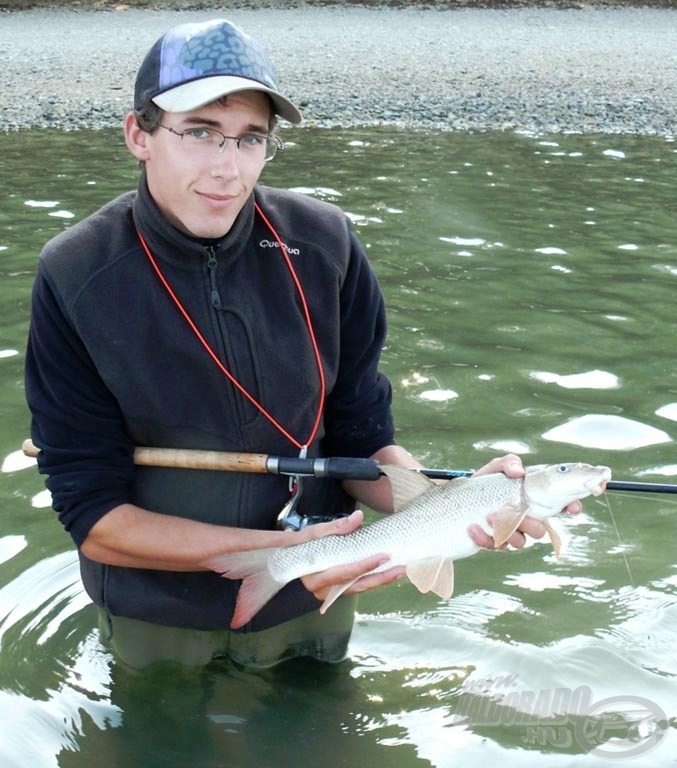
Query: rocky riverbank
1 5 675 134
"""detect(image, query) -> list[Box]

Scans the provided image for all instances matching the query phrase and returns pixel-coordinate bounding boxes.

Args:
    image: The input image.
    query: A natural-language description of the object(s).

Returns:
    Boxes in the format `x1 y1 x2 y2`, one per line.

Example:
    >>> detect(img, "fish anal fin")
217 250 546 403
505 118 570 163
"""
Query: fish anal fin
379 464 437 511
492 504 528 549
406 557 455 600
542 519 562 558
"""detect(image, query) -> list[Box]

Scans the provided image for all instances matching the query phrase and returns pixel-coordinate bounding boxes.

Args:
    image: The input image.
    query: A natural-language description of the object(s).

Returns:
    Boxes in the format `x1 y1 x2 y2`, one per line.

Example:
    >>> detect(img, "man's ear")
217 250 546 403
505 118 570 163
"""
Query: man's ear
124 112 151 162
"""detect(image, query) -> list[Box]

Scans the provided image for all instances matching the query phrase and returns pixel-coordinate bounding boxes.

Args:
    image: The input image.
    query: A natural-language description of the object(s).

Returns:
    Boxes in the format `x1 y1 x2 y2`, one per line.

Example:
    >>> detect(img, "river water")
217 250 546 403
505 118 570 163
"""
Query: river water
1 127 675 766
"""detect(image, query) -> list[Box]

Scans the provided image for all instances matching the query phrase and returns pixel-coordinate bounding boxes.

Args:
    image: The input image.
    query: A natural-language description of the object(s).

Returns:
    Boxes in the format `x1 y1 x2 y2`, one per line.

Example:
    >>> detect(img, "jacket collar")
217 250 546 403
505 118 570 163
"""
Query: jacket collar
132 171 255 269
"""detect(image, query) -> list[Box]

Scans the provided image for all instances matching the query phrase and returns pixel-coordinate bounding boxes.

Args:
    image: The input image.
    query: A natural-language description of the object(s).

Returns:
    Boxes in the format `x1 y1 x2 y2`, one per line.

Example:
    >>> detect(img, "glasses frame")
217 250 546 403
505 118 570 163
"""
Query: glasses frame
157 124 284 162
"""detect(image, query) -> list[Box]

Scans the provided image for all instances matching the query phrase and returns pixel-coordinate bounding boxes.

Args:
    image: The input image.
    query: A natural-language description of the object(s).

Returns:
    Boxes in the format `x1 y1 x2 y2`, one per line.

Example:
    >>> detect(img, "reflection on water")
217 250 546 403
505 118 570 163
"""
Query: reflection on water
1 127 676 766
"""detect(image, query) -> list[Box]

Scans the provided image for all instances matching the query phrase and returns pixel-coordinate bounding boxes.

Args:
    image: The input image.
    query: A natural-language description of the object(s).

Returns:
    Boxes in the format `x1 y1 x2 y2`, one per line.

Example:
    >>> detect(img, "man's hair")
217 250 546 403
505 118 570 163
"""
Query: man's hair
133 96 278 134
134 100 163 133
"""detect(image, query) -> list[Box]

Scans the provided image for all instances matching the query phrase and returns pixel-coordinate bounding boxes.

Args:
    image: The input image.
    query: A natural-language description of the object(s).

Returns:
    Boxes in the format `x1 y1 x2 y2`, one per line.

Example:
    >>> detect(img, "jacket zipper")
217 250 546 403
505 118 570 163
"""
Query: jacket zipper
206 246 222 308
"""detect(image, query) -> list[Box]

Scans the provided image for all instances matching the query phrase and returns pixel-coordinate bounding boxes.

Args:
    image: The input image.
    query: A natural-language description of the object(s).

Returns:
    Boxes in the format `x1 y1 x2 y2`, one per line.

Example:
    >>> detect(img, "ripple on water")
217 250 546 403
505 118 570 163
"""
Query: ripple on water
529 369 620 390
0 552 87 679
1 449 36 473
473 439 532 454
0 535 27 565
0 633 119 768
542 414 672 450
656 403 677 422
594 585 677 678
0 550 117 766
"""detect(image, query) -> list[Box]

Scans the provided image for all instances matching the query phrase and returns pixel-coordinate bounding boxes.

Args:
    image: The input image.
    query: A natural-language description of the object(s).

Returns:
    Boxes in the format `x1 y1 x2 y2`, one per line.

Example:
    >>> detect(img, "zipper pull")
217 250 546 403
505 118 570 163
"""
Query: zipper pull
206 247 222 308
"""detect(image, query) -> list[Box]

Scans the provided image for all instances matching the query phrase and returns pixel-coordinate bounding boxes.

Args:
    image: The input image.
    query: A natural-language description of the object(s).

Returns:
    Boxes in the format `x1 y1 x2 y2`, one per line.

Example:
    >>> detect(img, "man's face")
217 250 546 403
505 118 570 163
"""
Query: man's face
126 91 272 239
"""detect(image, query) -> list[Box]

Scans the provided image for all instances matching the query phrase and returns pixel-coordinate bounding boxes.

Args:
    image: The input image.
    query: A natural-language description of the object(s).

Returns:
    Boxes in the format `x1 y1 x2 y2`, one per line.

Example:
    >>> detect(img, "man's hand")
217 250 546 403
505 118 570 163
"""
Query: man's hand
294 510 406 602
467 453 582 550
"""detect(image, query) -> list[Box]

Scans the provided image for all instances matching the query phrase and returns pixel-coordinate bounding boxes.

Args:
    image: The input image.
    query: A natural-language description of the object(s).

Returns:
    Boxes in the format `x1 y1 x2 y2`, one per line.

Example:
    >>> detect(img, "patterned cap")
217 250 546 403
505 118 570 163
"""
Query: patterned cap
134 19 301 124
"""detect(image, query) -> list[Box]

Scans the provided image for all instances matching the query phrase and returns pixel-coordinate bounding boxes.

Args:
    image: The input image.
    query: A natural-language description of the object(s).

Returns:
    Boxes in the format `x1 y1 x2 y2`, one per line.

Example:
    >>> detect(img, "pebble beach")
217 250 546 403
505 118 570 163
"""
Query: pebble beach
1 5 676 134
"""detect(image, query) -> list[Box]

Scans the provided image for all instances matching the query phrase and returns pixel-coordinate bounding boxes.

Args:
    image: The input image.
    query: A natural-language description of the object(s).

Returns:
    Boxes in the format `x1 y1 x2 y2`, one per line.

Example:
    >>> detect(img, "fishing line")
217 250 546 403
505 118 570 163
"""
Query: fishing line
602 494 635 587
606 490 677 508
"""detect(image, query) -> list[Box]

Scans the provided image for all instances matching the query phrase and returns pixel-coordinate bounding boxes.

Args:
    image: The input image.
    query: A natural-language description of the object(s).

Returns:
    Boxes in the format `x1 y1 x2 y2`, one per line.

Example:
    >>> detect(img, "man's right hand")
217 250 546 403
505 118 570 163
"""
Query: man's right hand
294 509 406 602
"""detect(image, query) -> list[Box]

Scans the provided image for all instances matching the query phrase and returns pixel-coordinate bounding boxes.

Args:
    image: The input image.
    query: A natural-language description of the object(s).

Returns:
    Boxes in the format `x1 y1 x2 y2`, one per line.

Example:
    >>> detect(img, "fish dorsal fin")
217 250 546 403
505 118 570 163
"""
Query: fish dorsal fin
492 503 529 549
379 464 437 511
406 557 455 599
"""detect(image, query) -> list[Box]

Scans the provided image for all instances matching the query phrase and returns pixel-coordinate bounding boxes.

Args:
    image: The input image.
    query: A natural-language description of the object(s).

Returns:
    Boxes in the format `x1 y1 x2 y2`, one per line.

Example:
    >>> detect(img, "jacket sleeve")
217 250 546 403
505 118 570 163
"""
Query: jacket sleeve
24 265 135 547
321 230 395 458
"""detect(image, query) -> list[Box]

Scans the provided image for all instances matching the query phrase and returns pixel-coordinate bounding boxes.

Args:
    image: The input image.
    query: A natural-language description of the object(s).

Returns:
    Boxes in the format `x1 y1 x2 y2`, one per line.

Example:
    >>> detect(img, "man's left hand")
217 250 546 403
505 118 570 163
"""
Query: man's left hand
466 453 582 550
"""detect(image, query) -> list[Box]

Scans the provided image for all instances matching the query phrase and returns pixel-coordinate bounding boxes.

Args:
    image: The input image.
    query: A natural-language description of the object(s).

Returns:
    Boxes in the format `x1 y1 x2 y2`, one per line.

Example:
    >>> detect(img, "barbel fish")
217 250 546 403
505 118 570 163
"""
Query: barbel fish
206 462 611 629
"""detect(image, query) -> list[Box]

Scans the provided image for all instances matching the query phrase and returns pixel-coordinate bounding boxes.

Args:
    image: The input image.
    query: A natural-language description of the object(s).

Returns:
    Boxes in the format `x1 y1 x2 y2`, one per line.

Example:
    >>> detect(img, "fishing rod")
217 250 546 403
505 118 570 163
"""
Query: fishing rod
21 439 677 494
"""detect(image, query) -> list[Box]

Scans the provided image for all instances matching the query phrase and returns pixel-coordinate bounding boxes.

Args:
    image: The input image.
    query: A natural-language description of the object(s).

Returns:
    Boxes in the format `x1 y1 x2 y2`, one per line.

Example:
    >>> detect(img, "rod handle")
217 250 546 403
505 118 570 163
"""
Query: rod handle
324 457 381 481
22 439 270 474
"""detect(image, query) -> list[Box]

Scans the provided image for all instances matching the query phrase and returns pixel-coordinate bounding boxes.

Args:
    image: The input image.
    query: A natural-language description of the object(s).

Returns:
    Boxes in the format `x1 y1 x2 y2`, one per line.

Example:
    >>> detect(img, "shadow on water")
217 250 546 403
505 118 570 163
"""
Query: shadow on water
1 127 676 766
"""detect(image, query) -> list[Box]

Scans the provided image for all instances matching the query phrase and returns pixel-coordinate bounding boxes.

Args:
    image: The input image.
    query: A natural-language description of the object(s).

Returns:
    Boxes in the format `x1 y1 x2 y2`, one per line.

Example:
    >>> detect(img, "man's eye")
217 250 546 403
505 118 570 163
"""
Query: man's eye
240 133 265 147
186 128 213 140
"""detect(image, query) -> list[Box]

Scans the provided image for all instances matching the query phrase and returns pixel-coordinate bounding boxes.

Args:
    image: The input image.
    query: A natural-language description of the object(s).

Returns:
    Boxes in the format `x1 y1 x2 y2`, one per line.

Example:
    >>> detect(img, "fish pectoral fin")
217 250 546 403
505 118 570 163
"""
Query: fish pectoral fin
542 519 562 558
406 557 455 600
379 464 437 511
492 504 529 549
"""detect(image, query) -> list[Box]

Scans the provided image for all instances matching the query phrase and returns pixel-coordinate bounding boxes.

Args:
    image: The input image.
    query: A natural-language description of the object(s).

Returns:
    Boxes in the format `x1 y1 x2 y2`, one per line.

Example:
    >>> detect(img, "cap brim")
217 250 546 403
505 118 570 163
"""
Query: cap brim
152 75 302 124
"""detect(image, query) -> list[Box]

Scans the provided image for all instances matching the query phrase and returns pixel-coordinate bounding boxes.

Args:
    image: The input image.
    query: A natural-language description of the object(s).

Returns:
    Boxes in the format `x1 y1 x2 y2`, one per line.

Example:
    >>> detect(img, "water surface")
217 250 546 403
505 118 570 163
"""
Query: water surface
1 127 676 766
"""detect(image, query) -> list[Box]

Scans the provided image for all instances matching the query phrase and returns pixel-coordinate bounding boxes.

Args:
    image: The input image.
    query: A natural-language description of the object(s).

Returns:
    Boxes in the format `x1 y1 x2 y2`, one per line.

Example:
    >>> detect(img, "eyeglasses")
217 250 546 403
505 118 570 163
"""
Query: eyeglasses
157 124 283 162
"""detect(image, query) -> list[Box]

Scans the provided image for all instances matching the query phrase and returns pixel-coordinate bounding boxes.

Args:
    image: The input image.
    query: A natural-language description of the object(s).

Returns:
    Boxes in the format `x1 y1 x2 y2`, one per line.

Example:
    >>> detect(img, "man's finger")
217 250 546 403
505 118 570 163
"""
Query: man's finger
473 453 525 479
302 552 390 594
295 509 364 543
305 563 406 602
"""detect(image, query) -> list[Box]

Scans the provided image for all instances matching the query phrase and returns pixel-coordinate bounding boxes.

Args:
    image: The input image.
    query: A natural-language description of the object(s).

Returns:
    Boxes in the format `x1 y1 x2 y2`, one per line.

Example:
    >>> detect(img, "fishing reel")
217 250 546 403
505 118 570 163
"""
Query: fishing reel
275 475 352 531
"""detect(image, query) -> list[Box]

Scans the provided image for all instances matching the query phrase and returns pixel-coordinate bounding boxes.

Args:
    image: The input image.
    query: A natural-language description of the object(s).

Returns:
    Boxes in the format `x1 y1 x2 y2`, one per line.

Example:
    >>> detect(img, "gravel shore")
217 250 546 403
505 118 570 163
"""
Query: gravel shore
2 6 676 134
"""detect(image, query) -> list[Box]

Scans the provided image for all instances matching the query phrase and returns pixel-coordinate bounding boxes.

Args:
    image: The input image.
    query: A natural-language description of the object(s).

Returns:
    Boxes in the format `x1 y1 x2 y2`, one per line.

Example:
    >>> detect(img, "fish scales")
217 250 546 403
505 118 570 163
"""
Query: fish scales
268 473 519 582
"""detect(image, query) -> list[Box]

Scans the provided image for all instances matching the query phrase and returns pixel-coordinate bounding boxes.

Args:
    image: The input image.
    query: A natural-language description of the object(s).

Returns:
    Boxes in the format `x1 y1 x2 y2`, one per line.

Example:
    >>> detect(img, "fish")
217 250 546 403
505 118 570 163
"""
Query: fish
205 462 611 629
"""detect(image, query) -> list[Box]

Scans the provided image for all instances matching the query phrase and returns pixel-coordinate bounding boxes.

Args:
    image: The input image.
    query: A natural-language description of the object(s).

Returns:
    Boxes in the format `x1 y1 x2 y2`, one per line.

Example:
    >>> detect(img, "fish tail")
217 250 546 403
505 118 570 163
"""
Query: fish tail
203 548 286 629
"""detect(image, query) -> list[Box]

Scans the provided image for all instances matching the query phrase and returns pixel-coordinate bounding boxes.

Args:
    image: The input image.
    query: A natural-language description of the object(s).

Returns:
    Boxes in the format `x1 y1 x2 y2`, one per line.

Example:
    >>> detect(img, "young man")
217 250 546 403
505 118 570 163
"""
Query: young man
25 19 575 669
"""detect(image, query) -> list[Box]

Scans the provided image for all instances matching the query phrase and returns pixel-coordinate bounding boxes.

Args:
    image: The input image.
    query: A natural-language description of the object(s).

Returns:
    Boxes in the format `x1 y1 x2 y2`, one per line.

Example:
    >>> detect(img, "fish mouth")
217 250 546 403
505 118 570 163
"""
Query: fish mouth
587 466 612 496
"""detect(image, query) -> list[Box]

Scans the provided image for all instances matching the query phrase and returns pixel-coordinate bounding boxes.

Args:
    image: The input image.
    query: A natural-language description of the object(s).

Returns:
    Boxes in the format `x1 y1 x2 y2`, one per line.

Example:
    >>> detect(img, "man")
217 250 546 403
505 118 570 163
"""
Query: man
25 19 577 669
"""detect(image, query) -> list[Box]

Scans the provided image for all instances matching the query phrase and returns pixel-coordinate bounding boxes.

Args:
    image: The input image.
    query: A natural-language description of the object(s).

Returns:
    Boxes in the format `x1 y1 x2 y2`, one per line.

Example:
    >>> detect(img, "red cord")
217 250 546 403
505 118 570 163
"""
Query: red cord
136 206 325 452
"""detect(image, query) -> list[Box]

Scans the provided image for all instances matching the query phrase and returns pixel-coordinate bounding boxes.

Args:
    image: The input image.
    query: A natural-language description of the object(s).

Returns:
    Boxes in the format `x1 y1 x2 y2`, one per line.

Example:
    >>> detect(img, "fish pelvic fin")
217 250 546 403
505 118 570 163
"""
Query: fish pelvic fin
319 577 362 615
379 464 437 511
492 504 529 549
541 519 562 558
406 557 455 600
203 549 286 630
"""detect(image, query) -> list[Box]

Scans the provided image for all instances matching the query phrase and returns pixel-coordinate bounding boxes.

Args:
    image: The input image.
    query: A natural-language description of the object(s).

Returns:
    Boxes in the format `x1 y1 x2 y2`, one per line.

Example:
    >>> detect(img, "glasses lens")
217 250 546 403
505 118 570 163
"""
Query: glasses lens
180 127 221 155
265 136 283 162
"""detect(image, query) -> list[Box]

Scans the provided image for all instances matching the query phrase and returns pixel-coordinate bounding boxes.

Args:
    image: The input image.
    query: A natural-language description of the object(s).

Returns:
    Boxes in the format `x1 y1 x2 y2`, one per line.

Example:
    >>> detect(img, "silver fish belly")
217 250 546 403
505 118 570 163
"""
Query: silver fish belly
205 462 611 628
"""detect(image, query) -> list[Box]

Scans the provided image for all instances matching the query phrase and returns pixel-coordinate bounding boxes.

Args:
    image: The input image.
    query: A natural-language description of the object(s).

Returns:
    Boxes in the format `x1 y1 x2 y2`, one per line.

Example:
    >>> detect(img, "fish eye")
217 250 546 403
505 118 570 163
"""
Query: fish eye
558 465 569 473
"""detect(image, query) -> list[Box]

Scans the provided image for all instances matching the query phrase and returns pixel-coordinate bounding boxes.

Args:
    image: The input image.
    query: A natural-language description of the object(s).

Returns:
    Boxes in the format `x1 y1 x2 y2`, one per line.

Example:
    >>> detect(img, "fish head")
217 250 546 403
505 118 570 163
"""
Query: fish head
523 462 612 518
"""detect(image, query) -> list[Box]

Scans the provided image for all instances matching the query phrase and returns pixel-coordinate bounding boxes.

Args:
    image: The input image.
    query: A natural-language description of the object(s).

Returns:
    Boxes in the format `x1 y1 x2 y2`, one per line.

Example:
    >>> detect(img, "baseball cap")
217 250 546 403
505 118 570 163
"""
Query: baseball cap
134 19 302 124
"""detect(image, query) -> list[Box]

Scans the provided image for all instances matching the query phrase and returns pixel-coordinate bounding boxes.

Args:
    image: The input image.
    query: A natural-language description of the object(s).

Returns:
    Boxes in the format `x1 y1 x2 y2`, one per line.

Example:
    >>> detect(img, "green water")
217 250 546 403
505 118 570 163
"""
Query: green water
1 127 676 766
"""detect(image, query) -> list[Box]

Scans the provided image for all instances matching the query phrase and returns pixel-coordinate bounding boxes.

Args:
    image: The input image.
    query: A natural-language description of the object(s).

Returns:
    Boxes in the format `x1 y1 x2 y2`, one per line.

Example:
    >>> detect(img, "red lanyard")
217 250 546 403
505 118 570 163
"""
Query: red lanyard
136 203 326 452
